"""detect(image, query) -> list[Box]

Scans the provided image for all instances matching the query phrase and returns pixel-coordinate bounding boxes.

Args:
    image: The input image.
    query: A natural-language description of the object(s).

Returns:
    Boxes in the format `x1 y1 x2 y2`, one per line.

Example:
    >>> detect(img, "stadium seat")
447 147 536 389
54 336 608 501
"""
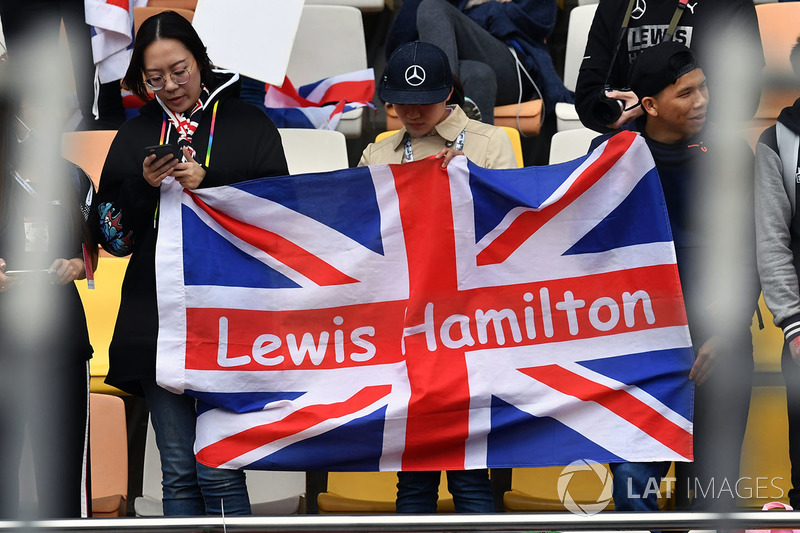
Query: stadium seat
145 0 197 11
504 463 675 512
738 386 792 509
61 130 117 190
89 393 128 517
316 471 456 513
278 128 349 174
750 2 800 133
75 256 129 394
287 5 369 139
385 100 543 137
548 127 601 164
304 0 385 12
555 4 597 132
134 418 306 516
374 126 525 168
133 6 194 34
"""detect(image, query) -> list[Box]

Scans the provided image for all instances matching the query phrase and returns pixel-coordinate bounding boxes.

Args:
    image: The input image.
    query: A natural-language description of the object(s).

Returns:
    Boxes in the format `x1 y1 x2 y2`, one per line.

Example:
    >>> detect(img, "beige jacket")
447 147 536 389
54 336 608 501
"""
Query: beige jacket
358 105 517 169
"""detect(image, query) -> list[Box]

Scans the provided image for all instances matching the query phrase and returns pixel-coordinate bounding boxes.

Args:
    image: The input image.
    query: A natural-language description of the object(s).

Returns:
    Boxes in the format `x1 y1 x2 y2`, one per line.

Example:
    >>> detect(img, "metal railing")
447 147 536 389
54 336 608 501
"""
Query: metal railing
3 511 800 532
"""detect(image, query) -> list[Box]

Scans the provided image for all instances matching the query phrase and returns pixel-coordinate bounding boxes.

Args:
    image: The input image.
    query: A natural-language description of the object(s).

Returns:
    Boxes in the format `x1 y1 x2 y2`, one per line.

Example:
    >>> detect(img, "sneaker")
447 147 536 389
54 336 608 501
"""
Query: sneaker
462 96 482 121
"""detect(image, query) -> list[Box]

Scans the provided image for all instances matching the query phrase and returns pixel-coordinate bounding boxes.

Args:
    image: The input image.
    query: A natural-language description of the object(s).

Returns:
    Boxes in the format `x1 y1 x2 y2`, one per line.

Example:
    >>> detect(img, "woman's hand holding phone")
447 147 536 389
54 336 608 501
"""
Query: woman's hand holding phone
172 146 206 190
142 144 180 187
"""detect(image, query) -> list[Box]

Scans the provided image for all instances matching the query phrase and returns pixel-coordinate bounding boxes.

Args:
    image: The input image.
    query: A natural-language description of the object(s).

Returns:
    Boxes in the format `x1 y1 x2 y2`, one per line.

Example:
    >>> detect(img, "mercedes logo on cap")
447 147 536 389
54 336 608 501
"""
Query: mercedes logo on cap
404 65 426 87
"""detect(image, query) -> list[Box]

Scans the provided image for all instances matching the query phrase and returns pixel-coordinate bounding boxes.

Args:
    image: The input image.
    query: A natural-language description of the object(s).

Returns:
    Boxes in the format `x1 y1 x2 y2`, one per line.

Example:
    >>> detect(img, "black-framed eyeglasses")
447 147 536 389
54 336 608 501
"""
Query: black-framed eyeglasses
145 64 193 91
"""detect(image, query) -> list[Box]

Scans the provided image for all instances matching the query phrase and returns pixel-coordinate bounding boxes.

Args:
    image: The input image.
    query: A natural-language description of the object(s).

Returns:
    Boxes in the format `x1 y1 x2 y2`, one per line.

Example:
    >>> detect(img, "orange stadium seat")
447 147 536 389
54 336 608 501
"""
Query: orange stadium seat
133 6 194 35
145 0 197 11
746 1 800 145
61 130 117 191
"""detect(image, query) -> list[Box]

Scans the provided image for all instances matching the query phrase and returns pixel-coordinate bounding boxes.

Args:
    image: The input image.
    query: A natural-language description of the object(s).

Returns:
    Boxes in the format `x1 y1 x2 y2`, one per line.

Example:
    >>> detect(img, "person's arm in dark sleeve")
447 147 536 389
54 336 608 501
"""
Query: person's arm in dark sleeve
93 130 159 257
249 114 289 179
464 0 556 42
575 0 629 133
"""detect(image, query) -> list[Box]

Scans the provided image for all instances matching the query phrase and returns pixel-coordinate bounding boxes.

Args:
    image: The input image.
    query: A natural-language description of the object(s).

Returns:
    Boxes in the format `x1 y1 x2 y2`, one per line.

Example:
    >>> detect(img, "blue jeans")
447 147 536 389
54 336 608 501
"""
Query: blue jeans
141 380 251 516
610 462 671 512
396 470 494 513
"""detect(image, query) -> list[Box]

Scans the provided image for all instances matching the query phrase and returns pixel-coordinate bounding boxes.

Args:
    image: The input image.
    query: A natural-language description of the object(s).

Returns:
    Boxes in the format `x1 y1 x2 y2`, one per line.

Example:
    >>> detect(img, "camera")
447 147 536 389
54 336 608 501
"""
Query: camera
591 86 626 125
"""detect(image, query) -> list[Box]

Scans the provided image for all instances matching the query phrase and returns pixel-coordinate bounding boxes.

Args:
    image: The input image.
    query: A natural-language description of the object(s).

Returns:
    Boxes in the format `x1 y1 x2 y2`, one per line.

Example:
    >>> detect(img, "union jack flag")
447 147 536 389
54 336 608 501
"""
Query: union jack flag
155 131 694 471
262 69 375 130
85 0 145 84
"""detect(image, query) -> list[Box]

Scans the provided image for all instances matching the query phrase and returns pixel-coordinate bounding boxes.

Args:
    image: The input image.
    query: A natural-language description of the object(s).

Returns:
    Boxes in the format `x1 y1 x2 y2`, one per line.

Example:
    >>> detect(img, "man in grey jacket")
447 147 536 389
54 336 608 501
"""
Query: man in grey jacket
755 35 800 510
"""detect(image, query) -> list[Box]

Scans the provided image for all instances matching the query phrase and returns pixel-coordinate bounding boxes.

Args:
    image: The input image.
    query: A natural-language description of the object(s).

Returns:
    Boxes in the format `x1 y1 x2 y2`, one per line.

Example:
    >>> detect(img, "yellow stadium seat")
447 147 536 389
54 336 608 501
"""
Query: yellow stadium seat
738 386 792 509
504 463 675 512
75 256 129 395
316 471 456 513
753 295 784 373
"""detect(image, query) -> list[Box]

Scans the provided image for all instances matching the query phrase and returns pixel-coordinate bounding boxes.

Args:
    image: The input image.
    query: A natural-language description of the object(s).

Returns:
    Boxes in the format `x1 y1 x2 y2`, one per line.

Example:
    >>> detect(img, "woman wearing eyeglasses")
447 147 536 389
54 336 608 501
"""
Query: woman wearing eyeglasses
93 11 288 516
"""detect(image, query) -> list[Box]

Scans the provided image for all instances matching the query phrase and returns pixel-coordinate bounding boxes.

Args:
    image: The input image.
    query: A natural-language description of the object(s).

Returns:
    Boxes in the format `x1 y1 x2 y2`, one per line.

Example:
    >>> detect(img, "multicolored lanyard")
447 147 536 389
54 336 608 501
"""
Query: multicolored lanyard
155 100 219 227
403 128 466 163
158 99 219 166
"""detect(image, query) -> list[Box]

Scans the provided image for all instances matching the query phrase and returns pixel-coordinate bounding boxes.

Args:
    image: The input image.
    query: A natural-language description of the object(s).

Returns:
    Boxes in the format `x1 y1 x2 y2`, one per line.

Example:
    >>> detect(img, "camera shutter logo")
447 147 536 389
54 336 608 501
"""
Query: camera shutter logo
557 460 613 516
405 65 426 87
631 0 647 20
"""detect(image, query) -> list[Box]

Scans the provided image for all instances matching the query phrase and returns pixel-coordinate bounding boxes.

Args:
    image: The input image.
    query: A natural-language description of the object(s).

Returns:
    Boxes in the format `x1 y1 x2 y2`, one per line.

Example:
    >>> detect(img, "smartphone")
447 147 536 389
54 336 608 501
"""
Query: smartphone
144 143 182 161
4 269 52 282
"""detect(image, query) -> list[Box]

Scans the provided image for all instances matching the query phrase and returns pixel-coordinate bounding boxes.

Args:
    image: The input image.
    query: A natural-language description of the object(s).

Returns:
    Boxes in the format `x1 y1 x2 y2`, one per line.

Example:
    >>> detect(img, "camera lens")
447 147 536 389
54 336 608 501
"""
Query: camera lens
591 96 624 125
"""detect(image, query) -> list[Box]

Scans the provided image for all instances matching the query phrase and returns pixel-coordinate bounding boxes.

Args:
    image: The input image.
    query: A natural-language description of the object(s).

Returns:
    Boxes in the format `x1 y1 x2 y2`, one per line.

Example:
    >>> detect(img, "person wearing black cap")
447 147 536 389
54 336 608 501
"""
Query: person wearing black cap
360 41 516 170
359 41 516 514
591 41 757 513
575 0 763 133
755 35 800 510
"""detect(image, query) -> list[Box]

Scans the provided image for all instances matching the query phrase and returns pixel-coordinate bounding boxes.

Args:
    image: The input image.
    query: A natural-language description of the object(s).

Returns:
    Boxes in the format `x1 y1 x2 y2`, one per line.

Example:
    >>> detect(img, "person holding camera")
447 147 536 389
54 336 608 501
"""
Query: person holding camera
590 41 758 512
575 0 763 133
93 11 288 516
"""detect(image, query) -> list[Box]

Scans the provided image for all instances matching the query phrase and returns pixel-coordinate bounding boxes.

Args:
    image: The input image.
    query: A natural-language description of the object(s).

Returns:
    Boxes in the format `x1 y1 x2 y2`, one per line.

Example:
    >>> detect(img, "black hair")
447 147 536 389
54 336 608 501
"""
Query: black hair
123 11 215 102
791 35 800 81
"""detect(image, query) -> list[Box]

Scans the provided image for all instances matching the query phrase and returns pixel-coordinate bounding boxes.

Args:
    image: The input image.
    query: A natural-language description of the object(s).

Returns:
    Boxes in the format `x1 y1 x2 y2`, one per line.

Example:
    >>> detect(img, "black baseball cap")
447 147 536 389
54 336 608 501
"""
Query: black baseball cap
379 41 453 105
629 41 701 100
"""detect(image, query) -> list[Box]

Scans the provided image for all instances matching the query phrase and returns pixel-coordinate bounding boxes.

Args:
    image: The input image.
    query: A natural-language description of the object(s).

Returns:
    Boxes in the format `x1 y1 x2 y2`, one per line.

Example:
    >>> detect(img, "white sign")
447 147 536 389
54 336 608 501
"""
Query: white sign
192 0 303 86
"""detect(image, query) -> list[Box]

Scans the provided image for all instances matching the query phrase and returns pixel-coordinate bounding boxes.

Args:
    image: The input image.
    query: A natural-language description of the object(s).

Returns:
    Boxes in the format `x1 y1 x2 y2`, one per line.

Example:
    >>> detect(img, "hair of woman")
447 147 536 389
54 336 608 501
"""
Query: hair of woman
123 11 215 102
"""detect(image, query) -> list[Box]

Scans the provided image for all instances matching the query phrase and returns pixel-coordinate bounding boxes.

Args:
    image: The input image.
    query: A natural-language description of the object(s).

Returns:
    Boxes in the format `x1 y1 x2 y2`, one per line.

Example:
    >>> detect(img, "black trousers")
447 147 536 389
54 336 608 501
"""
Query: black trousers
675 334 754 510
0 360 90 518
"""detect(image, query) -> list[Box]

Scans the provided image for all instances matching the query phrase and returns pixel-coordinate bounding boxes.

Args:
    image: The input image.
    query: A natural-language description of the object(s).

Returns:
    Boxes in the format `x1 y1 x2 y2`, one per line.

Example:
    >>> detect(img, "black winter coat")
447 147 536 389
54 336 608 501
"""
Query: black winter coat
93 71 288 395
